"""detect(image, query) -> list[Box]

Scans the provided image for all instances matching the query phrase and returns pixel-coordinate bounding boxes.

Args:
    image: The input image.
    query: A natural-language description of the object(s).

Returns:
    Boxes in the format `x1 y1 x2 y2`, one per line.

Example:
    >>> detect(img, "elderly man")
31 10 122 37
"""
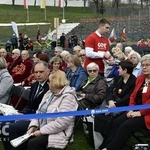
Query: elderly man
0 48 13 68
11 50 33 83
54 46 63 57
1 60 50 150
8 49 22 75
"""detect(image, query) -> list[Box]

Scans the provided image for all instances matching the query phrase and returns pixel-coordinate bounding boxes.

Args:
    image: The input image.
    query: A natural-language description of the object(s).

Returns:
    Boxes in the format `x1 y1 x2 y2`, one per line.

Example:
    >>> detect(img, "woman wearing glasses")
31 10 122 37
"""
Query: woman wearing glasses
102 54 150 150
79 49 86 67
78 62 107 109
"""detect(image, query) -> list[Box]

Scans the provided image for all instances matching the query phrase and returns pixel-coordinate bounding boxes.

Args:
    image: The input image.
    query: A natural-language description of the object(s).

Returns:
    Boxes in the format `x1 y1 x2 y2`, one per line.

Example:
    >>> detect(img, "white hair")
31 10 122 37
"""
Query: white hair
128 51 141 62
86 62 99 70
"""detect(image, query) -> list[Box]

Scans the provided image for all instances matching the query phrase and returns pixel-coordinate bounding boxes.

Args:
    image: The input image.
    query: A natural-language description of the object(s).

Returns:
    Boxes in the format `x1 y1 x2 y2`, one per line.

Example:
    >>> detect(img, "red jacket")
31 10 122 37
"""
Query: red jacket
130 74 150 130
12 58 33 83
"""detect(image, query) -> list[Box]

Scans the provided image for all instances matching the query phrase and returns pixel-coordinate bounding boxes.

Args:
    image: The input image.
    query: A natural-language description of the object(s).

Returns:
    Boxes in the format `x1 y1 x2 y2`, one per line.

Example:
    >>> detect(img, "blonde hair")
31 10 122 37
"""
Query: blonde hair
111 47 121 54
111 47 125 60
67 55 81 67
141 54 150 63
50 56 62 65
50 70 69 89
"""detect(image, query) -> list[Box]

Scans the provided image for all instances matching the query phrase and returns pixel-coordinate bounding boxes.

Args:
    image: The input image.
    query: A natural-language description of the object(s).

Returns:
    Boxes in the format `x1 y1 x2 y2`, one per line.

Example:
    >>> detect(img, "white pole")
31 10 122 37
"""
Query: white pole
45 8 47 21
27 8 29 22
63 0 65 20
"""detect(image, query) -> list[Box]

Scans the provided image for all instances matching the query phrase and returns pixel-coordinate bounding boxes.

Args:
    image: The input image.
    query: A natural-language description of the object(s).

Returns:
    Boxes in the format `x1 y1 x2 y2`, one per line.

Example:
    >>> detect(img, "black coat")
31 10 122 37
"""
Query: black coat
78 74 107 109
106 74 136 107
22 80 49 114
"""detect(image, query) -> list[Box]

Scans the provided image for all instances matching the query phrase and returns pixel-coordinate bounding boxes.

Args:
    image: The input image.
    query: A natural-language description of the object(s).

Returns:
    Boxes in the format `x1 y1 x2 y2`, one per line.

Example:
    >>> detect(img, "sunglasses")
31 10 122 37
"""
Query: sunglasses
80 54 85 57
87 70 97 73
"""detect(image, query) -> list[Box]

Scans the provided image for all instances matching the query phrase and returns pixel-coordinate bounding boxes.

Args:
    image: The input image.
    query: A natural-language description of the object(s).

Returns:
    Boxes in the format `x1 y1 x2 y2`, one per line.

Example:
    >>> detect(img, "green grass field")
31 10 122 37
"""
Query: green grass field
0 4 97 42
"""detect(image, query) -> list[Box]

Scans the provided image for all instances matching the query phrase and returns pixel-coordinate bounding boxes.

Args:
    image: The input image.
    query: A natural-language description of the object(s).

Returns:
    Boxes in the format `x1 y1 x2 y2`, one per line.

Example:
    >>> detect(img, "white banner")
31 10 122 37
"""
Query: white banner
11 21 19 38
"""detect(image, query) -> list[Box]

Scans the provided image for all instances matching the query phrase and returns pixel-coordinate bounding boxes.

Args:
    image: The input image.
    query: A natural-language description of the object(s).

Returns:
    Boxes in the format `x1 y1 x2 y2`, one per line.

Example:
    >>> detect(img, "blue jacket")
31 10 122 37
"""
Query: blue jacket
66 66 88 91
107 65 119 78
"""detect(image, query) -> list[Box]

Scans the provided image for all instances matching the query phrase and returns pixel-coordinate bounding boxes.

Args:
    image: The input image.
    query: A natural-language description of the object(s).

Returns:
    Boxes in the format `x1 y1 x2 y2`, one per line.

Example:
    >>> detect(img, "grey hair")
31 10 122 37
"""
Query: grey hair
55 46 63 52
86 62 99 71
0 57 7 69
128 51 141 62
61 50 71 57
35 60 49 69
13 49 20 56
79 49 85 54
141 54 150 63
73 45 82 51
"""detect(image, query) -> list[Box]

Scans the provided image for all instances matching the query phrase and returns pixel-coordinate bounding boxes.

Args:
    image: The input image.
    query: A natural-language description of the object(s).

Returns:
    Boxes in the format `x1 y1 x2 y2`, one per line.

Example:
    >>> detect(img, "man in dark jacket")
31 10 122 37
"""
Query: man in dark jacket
10 33 18 49
1 60 50 150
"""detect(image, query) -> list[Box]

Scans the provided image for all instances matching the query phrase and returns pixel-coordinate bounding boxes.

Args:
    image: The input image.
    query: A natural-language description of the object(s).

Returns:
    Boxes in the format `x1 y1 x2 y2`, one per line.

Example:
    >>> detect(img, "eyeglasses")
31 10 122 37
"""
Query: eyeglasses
87 70 97 73
141 64 150 68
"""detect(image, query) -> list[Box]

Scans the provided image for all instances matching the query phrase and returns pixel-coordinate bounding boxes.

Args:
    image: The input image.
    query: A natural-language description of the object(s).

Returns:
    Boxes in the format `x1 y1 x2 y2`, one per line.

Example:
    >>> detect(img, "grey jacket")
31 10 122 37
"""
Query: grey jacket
0 68 14 103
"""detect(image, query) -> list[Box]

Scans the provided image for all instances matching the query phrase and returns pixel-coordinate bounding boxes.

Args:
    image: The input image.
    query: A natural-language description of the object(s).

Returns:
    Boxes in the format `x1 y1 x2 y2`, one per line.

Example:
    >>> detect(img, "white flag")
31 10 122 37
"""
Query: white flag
108 28 117 44
11 21 19 38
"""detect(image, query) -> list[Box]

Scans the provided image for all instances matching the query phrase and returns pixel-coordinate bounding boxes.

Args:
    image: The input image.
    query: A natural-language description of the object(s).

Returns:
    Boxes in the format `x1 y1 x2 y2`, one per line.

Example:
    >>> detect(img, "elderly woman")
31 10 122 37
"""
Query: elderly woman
60 50 71 71
78 62 107 109
79 49 86 67
128 50 142 77
124 46 133 58
66 55 88 91
0 57 14 104
102 54 150 150
13 70 78 150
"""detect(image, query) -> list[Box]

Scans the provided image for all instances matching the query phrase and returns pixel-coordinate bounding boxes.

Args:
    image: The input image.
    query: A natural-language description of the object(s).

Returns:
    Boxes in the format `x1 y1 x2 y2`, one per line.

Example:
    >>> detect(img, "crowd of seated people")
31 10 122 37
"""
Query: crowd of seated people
0 40 150 150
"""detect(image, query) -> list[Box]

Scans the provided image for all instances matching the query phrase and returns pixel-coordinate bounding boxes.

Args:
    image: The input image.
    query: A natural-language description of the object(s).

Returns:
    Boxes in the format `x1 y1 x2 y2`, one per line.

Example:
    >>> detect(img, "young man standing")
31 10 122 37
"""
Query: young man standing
84 18 111 76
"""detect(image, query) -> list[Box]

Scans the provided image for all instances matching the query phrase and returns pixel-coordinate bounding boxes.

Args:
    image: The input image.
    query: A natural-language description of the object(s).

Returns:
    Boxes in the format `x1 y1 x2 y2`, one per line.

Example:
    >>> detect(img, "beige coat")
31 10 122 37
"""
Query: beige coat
28 86 78 149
